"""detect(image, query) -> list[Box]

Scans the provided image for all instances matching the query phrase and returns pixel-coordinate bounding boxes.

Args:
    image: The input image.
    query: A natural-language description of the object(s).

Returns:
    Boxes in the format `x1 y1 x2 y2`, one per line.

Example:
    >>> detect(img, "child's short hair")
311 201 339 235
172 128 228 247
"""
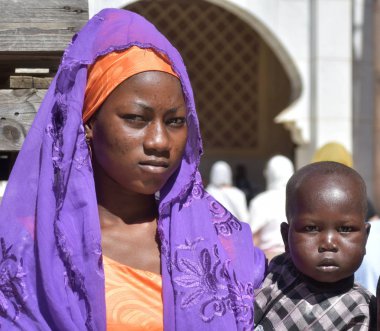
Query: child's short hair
285 161 367 222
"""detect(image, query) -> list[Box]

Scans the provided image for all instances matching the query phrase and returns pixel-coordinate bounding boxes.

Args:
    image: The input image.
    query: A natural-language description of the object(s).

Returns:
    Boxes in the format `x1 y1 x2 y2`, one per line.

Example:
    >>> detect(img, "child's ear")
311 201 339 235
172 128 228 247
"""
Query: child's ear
365 221 371 236
364 221 371 254
280 222 290 253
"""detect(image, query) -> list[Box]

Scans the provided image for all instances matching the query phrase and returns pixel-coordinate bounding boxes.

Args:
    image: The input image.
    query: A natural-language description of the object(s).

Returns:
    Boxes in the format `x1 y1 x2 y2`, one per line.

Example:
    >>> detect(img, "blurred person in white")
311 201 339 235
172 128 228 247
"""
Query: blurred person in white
355 206 380 295
248 155 294 261
0 180 7 204
206 161 249 222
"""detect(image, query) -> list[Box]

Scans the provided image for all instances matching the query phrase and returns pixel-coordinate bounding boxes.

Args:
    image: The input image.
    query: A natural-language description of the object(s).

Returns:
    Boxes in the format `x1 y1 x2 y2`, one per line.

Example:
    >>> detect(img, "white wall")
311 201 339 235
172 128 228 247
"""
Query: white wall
352 0 374 197
249 0 354 169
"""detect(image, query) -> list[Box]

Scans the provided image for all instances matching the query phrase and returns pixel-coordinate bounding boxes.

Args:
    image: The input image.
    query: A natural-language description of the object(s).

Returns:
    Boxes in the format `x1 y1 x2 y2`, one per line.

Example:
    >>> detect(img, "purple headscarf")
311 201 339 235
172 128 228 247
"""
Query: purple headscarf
0 9 265 330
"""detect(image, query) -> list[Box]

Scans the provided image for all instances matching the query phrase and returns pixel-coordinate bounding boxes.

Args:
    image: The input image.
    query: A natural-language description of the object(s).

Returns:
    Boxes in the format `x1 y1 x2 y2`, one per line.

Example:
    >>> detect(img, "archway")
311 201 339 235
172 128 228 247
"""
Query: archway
123 0 299 192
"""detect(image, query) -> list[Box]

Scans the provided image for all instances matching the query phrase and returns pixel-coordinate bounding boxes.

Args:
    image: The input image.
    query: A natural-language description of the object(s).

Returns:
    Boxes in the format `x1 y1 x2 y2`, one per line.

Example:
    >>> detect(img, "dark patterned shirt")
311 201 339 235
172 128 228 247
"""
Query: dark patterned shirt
254 253 377 330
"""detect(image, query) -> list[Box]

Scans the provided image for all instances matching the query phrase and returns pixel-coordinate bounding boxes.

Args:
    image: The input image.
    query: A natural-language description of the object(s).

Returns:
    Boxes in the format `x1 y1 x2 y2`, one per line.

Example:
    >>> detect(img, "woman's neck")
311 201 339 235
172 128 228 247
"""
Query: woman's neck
94 167 158 224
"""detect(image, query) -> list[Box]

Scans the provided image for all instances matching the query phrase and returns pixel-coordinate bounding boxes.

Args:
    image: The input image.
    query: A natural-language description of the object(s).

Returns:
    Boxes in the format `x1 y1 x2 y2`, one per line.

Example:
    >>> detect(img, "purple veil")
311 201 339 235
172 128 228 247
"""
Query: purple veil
0 9 265 330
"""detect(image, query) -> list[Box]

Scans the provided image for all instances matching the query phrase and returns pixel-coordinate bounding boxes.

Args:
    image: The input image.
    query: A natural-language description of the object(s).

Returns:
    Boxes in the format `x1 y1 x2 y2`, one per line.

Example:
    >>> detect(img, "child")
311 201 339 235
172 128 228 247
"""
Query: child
254 161 377 330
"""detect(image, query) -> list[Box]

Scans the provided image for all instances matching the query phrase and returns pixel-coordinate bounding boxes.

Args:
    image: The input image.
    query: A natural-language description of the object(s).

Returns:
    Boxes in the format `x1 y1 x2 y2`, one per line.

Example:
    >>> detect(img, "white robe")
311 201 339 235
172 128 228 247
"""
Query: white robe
248 155 294 254
206 161 249 222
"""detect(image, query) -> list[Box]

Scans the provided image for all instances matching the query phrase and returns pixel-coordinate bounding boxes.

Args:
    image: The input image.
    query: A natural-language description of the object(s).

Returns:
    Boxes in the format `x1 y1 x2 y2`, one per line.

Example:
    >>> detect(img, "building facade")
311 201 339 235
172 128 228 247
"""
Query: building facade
1 0 377 205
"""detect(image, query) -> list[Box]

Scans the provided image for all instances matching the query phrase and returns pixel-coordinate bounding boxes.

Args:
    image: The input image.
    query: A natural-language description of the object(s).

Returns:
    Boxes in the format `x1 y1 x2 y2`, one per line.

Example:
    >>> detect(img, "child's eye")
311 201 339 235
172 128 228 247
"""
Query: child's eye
167 117 186 127
338 226 353 233
304 225 318 232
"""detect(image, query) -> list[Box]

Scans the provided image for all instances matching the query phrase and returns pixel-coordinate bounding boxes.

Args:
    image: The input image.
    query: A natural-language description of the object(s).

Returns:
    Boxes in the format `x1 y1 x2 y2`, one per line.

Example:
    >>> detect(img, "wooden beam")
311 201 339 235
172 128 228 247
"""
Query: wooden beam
0 0 88 52
10 76 53 89
0 52 61 88
0 89 46 151
0 52 62 70
9 76 32 89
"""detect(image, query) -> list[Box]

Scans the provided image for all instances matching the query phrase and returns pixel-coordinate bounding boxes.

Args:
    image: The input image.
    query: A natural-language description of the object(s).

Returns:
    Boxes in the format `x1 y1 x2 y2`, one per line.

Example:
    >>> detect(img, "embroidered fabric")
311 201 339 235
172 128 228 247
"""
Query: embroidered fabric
0 9 265 330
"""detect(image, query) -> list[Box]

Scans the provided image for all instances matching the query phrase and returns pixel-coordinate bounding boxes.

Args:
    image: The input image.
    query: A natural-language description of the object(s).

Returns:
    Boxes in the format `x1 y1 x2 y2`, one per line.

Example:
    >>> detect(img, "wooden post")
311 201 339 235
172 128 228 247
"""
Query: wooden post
0 0 88 88
0 89 46 151
0 0 88 52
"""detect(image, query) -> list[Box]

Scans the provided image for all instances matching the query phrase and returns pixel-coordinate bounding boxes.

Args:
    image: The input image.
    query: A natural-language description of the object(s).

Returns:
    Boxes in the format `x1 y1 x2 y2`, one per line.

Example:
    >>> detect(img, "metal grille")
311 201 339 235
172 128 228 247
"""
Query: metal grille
126 0 260 150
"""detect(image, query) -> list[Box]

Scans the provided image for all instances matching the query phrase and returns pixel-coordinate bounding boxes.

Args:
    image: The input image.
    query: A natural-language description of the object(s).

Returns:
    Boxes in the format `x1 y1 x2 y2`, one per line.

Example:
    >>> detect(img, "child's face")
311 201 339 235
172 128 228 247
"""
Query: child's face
282 175 370 283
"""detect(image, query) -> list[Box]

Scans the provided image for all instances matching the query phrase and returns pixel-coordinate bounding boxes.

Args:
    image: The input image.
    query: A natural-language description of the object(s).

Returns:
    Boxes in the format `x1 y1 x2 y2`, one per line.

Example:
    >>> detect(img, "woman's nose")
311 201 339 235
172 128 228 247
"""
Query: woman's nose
143 121 170 154
318 231 338 253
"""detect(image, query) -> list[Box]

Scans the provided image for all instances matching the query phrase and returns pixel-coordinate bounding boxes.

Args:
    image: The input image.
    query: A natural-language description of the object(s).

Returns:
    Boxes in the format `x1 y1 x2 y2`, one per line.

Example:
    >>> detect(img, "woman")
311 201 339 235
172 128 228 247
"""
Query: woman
206 161 249 222
0 9 265 331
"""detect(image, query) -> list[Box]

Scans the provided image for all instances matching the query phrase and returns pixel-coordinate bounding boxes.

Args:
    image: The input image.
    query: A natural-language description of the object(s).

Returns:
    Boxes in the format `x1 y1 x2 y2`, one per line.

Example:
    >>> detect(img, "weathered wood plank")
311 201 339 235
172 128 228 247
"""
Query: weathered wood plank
0 89 46 151
33 77 53 89
10 76 53 89
9 76 32 89
0 0 88 52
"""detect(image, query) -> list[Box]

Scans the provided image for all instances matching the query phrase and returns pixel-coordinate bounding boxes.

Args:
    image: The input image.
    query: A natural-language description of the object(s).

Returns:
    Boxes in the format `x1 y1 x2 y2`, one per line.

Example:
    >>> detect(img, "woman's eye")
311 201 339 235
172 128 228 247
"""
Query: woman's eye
167 117 186 127
338 226 353 233
305 225 318 232
122 114 145 122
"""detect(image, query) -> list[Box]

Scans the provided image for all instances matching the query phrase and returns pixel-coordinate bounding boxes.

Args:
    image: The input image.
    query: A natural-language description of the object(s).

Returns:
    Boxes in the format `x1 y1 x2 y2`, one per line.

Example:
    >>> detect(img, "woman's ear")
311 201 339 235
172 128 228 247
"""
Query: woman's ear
84 123 93 140
280 222 290 253
84 122 95 160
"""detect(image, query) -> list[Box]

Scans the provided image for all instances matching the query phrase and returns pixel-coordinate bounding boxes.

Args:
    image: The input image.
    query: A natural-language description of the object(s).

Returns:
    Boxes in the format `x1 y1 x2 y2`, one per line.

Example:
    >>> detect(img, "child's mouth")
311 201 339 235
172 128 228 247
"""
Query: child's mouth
317 258 339 272
317 265 339 272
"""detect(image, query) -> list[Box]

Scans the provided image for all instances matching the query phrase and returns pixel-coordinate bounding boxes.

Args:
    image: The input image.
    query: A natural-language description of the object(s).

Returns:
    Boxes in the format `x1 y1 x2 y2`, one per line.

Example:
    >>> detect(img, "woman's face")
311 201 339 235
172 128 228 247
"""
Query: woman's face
87 71 188 195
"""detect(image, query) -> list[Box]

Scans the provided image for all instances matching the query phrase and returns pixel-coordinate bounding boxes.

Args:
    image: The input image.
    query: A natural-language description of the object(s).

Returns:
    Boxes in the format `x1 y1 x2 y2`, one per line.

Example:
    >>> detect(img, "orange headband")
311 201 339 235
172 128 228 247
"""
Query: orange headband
83 46 178 123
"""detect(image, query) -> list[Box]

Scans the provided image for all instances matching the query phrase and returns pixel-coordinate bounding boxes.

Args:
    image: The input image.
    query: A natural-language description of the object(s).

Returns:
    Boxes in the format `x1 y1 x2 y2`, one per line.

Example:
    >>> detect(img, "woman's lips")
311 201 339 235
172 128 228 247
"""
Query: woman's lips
138 160 169 173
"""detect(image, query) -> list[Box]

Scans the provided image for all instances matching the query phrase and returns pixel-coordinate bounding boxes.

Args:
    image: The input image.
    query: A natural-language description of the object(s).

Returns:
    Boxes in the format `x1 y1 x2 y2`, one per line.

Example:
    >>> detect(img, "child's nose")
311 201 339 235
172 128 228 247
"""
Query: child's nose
318 231 338 253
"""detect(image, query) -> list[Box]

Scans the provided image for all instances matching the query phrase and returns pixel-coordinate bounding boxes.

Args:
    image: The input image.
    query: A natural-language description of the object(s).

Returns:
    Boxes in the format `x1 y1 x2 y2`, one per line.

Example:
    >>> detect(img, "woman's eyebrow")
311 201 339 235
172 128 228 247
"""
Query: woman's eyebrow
134 101 183 114
134 101 154 112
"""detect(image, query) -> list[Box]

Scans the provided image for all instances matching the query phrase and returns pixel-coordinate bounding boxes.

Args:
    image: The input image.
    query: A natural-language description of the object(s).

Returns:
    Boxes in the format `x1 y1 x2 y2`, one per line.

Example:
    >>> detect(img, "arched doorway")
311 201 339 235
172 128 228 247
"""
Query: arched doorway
125 0 296 192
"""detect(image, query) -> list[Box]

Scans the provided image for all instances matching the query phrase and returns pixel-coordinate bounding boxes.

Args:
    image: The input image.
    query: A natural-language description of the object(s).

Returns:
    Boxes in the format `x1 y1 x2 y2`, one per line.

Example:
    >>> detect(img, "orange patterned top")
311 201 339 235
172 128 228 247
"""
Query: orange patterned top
103 255 163 331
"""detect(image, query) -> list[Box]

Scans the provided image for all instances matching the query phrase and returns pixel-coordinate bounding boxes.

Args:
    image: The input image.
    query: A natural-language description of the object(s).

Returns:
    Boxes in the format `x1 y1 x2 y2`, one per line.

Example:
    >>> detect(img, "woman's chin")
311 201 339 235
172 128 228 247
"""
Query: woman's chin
131 180 166 196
